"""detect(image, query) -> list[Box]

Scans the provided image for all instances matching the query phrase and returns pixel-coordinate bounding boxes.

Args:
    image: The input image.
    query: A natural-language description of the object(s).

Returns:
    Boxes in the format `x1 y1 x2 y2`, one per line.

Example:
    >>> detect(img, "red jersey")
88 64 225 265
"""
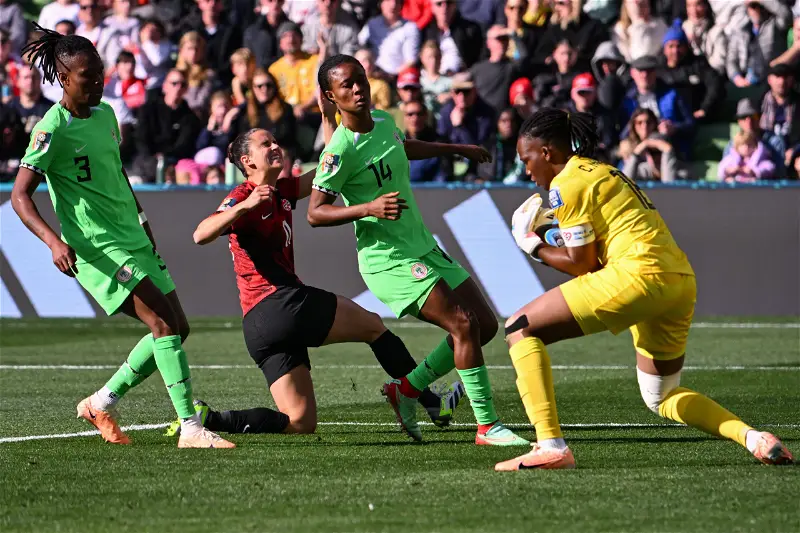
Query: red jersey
216 178 301 315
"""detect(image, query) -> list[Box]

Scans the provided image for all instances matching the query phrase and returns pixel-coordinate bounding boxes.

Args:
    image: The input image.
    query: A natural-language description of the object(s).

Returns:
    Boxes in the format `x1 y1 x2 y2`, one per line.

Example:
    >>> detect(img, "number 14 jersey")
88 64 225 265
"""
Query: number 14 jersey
549 156 694 276
20 101 149 261
312 109 436 274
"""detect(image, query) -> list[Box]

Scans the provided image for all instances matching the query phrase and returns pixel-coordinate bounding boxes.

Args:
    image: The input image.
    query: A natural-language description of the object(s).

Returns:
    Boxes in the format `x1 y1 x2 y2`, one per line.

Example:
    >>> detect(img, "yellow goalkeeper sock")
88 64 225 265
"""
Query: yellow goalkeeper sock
509 337 562 440
658 387 752 447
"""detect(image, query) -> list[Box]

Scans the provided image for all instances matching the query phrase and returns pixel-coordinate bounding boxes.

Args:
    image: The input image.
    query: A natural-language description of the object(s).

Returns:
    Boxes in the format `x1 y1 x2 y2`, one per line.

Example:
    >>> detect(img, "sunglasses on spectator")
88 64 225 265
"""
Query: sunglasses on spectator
168 80 187 87
255 82 276 90
405 110 425 117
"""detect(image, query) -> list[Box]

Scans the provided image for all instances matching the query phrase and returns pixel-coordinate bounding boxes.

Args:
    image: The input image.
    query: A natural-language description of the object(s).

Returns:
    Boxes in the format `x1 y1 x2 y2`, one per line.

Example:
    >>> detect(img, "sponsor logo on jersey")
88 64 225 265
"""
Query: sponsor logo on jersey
321 153 340 173
218 197 237 212
116 265 133 283
411 263 428 279
33 131 52 152
282 199 291 211
548 187 564 209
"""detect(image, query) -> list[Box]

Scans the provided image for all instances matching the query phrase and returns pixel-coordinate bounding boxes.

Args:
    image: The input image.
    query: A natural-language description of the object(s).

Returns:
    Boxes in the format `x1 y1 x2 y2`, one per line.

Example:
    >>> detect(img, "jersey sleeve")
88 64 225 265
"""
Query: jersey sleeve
216 186 251 233
276 177 300 209
20 117 58 176
104 101 123 146
550 178 594 229
313 133 352 197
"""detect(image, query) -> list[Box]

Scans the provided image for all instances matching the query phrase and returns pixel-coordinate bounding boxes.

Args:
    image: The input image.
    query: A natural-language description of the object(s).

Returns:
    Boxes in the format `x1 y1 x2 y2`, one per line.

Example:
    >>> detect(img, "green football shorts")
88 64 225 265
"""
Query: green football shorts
362 246 470 318
75 245 176 315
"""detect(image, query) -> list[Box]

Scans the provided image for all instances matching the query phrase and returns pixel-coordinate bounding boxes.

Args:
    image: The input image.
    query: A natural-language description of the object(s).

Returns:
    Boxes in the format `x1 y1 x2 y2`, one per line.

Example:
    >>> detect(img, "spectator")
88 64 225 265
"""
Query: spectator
176 31 217 113
652 0 686 24
612 0 668 63
402 0 433 30
788 142 800 179
340 0 378 27
471 25 530 113
302 0 359 57
177 92 233 184
102 51 141 162
502 0 544 62
727 0 792 88
724 98 783 172
509 76 537 119
403 99 444 181
1 28 21 102
269 22 320 128
358 0 421 76
480 108 526 182
243 0 288 69
459 0 505 31
8 67 53 136
535 0 607 69
0 0 26 55
583 0 620 25
133 69 202 181
437 72 495 179
422 0 483 73
355 47 392 110
658 19 724 121
718 129 777 183
76 0 120 67
591 40 627 110
133 19 172 89
760 63 800 162
682 0 726 74
621 55 693 157
38 0 80 31
178 0 242 85
524 0 552 27
620 108 679 182
396 66 424 106
203 165 224 185
419 39 452 119
55 19 77 36
533 38 579 108
284 0 318 24
104 0 140 52
566 72 618 161
229 47 256 106
0 102 26 179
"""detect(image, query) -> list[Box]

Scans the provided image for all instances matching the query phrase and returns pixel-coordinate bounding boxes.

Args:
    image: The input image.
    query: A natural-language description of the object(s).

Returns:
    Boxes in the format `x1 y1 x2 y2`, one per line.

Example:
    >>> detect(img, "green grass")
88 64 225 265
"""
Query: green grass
1 317 798 533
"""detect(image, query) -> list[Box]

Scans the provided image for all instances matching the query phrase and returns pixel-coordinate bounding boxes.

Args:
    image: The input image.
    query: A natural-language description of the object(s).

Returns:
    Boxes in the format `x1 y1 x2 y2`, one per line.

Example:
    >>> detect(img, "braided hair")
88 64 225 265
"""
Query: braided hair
317 54 363 102
227 129 260 176
22 23 97 86
519 107 598 158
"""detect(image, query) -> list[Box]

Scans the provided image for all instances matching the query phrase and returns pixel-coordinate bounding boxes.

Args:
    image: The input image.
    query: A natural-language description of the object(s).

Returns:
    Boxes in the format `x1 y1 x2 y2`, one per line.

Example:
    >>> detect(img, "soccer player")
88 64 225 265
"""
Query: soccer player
11 27 234 448
307 54 528 446
495 108 794 470
186 128 464 435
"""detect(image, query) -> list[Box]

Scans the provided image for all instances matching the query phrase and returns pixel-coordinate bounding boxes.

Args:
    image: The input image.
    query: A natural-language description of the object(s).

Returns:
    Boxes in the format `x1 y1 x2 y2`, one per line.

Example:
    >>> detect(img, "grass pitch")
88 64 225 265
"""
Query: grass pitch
1 317 798 533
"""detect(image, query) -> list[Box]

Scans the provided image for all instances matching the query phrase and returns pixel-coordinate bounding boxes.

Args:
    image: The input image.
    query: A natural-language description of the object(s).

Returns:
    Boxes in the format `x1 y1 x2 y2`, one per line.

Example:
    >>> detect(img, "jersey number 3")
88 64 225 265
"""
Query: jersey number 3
368 159 393 187
74 156 92 182
611 169 655 210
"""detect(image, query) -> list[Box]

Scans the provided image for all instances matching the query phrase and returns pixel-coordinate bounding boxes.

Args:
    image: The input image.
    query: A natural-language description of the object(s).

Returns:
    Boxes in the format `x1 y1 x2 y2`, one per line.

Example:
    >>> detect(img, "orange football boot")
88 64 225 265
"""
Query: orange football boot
76 396 131 444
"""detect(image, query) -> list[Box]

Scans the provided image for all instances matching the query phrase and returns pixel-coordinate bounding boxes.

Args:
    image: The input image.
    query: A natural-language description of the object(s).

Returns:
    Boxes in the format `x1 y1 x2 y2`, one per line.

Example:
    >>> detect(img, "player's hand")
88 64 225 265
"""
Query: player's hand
367 191 408 220
459 145 492 163
51 241 78 277
240 184 274 212
511 194 553 260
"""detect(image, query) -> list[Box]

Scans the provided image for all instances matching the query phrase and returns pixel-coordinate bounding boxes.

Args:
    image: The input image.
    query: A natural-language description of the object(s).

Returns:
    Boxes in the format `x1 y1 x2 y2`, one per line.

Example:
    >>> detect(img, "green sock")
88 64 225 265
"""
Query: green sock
153 335 194 419
104 334 158 397
407 337 456 391
457 365 499 425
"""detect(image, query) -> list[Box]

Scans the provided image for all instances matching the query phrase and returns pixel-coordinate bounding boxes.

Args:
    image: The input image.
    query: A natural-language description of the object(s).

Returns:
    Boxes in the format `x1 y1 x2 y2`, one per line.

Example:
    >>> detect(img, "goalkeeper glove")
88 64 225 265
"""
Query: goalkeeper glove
511 194 555 261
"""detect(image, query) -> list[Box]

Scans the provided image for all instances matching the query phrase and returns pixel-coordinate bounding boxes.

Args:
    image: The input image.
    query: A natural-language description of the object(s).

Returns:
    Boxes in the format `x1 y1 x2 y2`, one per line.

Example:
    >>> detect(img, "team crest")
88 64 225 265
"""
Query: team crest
321 152 340 173
282 198 291 211
116 265 133 283
411 263 428 279
218 197 237 212
548 187 564 209
33 131 52 152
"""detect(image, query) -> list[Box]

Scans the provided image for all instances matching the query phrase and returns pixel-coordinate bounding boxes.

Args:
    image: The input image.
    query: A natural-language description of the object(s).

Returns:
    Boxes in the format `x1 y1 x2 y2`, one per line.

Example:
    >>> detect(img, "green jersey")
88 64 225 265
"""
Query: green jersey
20 101 149 262
313 109 437 273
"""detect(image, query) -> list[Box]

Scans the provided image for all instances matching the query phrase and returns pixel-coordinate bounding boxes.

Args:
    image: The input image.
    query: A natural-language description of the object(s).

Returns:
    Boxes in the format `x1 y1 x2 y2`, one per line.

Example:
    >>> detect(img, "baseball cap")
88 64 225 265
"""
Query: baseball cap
397 67 421 89
735 98 758 119
572 73 596 93
509 77 533 104
451 71 475 90
631 55 659 71
277 21 301 38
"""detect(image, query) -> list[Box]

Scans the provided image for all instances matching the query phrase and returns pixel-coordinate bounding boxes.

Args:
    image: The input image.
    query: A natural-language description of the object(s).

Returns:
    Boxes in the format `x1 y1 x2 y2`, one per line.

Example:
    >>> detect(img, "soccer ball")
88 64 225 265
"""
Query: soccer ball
535 223 565 248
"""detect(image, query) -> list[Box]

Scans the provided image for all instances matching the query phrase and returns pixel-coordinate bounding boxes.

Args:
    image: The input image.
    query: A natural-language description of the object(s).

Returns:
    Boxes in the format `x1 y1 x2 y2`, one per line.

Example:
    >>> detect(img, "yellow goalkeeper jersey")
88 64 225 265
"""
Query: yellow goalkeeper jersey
548 156 694 276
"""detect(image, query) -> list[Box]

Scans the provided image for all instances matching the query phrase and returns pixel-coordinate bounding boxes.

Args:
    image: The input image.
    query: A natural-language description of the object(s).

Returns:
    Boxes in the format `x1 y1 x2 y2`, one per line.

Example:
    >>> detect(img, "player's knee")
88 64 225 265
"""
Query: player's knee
637 368 681 414
149 316 175 339
504 314 530 343
450 306 480 342
288 411 317 434
363 311 386 341
478 317 499 346
179 321 191 343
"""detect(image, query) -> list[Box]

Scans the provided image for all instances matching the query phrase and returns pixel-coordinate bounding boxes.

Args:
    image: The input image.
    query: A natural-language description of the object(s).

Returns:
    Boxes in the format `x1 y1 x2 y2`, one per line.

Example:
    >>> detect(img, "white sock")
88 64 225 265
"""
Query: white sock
180 412 203 434
91 386 119 411
745 430 762 453
538 437 568 450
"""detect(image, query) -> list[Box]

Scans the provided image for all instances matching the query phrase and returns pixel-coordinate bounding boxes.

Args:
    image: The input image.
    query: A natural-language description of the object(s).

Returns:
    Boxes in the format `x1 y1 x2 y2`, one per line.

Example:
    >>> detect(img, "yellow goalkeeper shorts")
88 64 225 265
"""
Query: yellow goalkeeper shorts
560 264 697 360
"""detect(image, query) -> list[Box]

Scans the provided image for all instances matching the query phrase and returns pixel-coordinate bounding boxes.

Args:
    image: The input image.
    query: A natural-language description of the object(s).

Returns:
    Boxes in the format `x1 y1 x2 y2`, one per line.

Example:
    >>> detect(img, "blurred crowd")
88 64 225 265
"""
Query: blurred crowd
2 0 800 184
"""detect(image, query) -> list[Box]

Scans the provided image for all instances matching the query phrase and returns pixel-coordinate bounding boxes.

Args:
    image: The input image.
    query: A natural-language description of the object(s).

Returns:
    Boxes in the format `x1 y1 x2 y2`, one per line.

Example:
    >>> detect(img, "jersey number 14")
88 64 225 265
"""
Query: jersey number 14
368 159 392 187
610 169 656 210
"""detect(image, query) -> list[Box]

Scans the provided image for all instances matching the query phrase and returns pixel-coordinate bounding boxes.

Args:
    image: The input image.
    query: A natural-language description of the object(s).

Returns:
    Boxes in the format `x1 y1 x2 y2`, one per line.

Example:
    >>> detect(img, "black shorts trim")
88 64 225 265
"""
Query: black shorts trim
242 285 337 387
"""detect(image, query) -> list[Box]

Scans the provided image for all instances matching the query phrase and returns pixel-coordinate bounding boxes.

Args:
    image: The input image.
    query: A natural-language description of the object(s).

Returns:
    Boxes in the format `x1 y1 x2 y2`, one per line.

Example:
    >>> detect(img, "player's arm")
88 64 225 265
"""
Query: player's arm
306 189 406 227
11 167 78 277
193 185 273 245
297 167 315 199
537 239 601 277
404 138 492 164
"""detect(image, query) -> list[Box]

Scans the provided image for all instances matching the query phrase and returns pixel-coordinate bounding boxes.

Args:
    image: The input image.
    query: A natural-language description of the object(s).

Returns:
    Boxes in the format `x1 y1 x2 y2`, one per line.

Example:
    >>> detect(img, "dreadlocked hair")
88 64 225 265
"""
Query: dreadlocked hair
22 23 97 86
519 107 598 158
227 129 260 176
317 54 363 102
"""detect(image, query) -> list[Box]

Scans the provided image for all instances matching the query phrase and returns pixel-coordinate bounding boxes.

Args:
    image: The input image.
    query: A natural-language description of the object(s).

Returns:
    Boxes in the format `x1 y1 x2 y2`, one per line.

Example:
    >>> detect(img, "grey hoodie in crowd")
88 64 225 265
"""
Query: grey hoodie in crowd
591 41 629 111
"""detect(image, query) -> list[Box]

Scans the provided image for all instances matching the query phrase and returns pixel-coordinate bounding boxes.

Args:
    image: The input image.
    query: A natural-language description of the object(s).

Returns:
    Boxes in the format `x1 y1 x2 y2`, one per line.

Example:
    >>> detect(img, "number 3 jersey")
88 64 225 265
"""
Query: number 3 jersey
20 101 149 261
216 178 301 316
549 156 694 276
312 109 437 274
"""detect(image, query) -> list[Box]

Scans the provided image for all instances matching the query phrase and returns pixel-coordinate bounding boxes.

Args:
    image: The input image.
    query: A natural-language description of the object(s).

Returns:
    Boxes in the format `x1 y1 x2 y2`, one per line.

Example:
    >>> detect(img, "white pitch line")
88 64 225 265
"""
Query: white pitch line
2 421 798 444
1 364 798 371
